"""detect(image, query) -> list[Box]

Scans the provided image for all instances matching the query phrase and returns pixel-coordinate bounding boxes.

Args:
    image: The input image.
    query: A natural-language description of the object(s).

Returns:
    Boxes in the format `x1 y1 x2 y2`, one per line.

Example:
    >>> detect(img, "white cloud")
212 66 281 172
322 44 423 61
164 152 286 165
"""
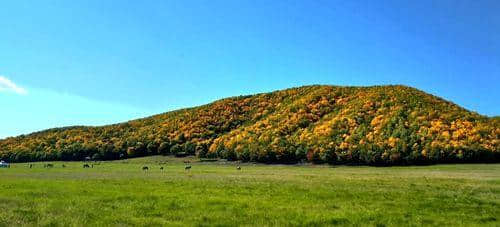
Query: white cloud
0 76 28 95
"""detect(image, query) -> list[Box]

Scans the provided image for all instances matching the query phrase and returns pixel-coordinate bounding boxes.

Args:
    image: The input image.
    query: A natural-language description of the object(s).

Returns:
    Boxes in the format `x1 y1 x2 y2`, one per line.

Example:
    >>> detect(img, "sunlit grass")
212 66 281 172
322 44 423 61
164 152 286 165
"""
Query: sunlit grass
0 156 499 226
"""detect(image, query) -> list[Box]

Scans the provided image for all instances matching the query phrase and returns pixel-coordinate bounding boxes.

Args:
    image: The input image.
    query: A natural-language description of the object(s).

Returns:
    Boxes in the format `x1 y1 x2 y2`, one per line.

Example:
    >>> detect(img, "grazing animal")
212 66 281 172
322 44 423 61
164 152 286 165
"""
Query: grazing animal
83 164 90 168
185 165 191 170
44 163 54 168
236 166 241 170
62 164 66 168
142 166 149 171
160 167 164 171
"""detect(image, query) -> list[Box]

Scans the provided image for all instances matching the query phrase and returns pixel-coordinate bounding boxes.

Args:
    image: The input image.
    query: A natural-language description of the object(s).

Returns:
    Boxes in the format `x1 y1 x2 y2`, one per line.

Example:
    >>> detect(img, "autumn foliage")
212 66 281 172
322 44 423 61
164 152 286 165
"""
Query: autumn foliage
1 85 498 165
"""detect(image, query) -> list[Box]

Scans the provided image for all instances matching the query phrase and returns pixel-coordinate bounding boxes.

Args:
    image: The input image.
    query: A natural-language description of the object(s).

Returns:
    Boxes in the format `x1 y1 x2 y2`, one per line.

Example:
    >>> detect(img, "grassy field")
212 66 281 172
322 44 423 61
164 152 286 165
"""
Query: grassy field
0 156 499 226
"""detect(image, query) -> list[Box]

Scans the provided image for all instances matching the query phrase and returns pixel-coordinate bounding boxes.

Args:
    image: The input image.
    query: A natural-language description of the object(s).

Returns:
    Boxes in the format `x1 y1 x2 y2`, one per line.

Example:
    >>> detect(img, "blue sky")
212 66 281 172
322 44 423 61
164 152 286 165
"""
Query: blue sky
1 0 499 138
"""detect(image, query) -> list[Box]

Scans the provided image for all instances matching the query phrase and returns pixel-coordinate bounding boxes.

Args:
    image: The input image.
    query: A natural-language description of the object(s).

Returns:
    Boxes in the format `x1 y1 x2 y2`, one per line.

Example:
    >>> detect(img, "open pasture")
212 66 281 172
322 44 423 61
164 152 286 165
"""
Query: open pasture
0 156 499 226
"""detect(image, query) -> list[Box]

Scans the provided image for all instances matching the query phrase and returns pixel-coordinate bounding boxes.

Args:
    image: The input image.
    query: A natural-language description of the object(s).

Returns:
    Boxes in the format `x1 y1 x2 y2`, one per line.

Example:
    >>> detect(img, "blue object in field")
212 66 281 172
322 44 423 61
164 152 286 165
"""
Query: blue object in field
0 160 10 168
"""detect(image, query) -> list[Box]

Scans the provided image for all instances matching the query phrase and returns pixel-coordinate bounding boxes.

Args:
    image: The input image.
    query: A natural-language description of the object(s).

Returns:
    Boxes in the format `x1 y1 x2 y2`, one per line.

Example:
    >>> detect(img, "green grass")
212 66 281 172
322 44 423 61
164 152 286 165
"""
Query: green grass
0 156 499 226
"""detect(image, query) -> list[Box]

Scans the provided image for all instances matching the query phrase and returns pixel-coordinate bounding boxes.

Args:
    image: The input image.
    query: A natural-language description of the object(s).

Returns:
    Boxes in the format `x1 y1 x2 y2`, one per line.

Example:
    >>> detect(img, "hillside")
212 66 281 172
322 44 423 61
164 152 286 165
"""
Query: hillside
1 85 499 164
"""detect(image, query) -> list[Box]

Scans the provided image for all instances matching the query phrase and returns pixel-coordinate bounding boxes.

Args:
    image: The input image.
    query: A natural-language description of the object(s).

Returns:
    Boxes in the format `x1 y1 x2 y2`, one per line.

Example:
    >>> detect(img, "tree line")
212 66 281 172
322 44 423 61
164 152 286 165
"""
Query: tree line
1 85 498 165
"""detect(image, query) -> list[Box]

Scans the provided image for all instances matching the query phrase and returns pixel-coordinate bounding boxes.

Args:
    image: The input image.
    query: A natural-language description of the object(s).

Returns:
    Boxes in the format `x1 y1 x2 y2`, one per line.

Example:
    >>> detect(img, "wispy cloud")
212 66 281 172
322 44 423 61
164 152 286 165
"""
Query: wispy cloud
0 76 28 95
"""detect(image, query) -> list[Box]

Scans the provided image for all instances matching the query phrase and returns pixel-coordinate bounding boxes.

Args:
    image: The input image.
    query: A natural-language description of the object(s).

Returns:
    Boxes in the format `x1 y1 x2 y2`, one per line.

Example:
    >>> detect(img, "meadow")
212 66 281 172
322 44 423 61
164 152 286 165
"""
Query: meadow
0 156 499 226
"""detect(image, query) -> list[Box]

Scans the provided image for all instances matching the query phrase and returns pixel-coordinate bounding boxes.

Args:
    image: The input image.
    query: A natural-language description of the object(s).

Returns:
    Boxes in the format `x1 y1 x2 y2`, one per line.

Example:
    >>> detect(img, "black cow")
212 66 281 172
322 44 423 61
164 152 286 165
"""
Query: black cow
185 165 191 170
142 166 149 171
83 164 90 168
44 163 54 168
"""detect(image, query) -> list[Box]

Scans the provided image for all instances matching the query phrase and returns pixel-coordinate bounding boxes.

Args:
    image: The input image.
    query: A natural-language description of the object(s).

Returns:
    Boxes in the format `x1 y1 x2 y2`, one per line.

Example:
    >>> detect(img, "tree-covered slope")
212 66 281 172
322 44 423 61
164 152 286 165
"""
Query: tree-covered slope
1 85 498 164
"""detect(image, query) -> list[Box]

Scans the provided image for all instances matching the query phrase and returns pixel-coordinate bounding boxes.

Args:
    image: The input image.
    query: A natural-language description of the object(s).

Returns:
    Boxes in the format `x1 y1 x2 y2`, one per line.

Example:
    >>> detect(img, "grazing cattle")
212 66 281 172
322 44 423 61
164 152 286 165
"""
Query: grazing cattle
83 164 90 168
185 165 191 170
236 166 241 170
142 166 149 171
160 167 164 171
44 163 54 168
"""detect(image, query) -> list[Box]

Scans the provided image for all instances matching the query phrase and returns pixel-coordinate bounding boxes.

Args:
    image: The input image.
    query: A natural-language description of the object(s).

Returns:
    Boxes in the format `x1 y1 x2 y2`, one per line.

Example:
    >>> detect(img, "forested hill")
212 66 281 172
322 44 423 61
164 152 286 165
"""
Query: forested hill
1 85 499 164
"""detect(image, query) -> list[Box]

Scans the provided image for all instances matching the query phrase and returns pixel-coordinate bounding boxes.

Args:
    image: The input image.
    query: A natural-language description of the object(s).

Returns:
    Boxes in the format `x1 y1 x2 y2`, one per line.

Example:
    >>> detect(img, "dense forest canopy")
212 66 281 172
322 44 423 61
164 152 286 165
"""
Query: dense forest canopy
1 85 499 165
